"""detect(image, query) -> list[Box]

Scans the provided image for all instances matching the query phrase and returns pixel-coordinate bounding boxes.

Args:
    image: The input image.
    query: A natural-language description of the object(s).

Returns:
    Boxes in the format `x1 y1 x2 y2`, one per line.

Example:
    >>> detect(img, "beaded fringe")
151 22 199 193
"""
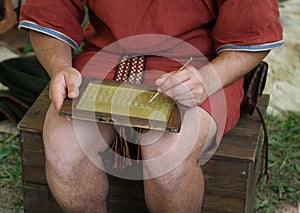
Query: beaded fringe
111 55 146 169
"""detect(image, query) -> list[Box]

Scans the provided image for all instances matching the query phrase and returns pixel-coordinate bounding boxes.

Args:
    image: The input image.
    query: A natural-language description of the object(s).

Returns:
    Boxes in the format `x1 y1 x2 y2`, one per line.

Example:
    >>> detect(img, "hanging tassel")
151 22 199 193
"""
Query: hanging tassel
135 128 143 163
110 126 144 169
121 126 132 166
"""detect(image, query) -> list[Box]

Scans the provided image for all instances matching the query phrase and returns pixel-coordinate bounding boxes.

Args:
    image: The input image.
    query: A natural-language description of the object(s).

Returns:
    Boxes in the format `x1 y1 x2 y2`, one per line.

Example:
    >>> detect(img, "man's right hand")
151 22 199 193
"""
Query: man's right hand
49 67 82 111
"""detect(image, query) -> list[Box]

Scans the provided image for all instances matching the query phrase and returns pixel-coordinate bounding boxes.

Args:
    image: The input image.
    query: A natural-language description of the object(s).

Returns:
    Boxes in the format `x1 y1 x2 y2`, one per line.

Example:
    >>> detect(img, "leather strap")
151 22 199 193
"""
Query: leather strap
256 106 269 184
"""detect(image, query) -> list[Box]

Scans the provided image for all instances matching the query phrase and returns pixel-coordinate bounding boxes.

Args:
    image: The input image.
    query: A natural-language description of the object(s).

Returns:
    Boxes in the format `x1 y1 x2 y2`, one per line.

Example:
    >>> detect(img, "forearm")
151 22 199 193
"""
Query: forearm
201 50 269 96
29 30 73 78
29 30 82 110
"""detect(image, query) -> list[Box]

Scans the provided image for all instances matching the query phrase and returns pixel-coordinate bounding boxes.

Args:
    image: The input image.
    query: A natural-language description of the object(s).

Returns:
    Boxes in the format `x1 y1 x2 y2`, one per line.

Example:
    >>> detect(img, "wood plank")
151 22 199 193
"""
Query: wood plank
21 131 47 184
18 84 50 133
204 176 247 193
216 127 262 161
203 159 248 193
108 175 145 201
244 133 263 213
107 199 149 213
21 132 44 151
23 183 62 213
22 150 45 168
202 188 246 213
22 165 47 185
203 159 248 178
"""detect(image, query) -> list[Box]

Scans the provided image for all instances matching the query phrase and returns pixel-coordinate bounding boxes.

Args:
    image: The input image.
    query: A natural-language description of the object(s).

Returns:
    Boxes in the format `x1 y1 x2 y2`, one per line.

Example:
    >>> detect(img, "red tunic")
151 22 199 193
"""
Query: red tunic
19 0 283 144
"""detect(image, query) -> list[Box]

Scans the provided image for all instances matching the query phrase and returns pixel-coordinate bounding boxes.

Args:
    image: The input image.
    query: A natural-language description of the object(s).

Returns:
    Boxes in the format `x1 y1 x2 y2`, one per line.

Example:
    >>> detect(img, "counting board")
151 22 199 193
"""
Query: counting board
60 77 182 132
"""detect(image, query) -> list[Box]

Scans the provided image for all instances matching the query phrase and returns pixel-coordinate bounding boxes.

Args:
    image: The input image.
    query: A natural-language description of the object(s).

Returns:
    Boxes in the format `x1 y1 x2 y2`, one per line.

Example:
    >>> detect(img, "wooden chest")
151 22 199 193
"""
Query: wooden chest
18 86 269 213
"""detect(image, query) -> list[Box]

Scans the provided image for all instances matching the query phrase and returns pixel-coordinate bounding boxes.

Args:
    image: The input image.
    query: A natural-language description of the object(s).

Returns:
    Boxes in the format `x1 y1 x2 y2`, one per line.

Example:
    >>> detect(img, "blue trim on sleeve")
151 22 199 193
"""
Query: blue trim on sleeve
216 40 284 54
18 20 79 50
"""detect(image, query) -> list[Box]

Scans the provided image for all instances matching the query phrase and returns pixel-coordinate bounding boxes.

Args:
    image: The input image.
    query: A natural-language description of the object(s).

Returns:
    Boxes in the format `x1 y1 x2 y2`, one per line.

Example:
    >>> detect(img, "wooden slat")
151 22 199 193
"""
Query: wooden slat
23 183 62 213
21 132 47 184
216 127 261 162
18 84 50 133
202 187 245 213
244 131 264 213
22 165 47 185
107 199 149 213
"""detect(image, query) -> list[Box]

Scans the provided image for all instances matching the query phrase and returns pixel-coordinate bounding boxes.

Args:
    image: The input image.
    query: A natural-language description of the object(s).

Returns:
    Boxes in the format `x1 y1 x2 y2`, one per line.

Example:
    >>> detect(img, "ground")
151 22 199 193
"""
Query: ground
264 0 300 117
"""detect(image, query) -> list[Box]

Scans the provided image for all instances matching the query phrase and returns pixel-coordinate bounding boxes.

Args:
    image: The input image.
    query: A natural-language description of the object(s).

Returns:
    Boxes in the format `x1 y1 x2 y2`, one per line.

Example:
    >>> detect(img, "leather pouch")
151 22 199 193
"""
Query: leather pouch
242 61 268 115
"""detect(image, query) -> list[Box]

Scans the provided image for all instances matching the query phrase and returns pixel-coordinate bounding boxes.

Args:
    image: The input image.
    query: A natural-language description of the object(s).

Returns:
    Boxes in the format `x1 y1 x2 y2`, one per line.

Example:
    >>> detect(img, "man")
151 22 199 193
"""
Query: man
19 1 283 212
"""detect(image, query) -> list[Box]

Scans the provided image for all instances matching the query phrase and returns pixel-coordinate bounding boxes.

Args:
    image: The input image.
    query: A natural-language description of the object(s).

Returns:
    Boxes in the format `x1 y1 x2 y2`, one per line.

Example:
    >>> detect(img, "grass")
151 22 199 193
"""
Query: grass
0 132 23 213
256 113 300 212
0 112 299 212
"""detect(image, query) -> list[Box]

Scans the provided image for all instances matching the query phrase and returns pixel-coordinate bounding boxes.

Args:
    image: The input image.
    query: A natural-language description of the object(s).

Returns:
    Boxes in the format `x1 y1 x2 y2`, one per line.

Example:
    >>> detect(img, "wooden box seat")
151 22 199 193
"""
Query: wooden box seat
18 85 269 213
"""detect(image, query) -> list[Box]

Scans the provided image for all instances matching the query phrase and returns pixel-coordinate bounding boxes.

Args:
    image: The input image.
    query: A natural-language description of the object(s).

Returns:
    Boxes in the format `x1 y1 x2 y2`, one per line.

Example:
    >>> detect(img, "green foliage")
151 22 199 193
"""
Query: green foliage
278 0 288 7
81 5 89 28
256 112 300 212
0 132 23 212
72 5 89 57
21 44 33 54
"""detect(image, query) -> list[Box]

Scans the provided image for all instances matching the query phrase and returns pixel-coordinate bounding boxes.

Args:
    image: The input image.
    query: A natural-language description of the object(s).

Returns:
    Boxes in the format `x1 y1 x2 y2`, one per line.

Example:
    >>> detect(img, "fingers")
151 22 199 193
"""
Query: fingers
155 72 175 89
165 83 207 107
50 80 67 111
155 66 208 107
49 68 82 111
155 69 190 91
66 72 82 99
174 87 208 107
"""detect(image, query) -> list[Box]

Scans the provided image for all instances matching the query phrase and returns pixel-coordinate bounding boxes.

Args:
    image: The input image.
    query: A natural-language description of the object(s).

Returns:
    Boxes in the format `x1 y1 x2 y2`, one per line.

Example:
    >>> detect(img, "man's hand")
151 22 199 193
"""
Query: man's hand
155 50 270 108
155 66 208 108
49 67 82 111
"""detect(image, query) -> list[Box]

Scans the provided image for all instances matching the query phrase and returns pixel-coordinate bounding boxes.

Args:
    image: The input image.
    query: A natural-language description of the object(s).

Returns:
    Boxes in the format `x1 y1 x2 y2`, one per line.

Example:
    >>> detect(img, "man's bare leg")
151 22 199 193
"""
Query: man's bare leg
141 107 217 213
43 104 115 212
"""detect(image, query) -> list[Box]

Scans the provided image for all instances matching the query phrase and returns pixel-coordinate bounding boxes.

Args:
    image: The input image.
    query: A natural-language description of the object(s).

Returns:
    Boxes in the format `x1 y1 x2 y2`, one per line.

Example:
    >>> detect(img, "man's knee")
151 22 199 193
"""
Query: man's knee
45 155 86 183
141 106 216 180
43 103 115 176
144 161 203 195
145 165 185 193
43 104 94 179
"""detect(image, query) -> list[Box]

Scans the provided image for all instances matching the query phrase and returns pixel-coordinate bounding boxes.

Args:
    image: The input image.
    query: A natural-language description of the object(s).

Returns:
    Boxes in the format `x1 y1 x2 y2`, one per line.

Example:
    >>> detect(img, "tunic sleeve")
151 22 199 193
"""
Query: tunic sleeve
213 0 283 54
18 0 86 50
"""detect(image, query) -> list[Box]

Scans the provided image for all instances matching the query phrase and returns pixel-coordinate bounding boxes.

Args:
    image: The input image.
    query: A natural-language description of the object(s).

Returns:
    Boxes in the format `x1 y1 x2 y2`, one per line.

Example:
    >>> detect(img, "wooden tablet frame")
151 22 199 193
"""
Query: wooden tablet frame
59 77 182 132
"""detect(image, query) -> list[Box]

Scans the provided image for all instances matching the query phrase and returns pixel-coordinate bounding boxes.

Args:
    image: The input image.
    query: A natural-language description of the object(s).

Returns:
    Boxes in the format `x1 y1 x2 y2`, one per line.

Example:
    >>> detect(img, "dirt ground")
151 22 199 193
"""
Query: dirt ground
264 0 300 117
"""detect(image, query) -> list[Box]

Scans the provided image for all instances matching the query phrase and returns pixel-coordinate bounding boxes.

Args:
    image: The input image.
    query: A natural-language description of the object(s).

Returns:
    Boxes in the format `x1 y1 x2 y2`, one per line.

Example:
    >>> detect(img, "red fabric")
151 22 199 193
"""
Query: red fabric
20 0 282 139
20 0 85 46
213 0 283 49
